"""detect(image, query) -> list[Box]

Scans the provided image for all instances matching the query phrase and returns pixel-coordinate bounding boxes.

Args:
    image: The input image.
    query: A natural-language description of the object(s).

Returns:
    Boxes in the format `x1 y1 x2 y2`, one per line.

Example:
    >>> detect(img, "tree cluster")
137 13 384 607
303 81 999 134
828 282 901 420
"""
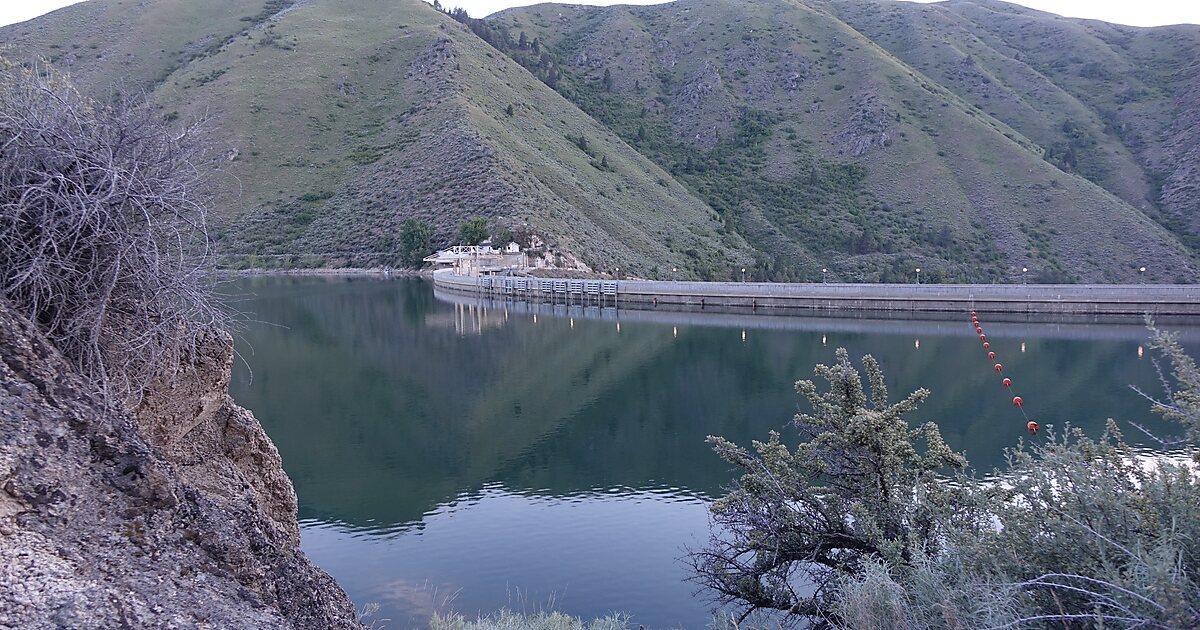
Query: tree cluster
458 217 489 245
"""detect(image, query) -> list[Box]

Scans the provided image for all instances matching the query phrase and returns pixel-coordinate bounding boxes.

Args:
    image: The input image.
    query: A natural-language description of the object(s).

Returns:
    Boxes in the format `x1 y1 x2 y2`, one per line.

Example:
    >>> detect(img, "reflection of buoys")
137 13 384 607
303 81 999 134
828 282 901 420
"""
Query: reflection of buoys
988 351 996 361
979 334 987 341
994 363 1003 373
1002 377 1012 388
1013 396 1023 408
983 342 990 350
1027 420 1039 434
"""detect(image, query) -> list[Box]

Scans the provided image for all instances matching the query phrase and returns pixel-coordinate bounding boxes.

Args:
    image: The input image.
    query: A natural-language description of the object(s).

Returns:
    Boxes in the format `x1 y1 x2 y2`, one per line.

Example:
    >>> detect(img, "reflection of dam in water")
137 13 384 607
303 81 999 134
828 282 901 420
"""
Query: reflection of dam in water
433 286 1200 344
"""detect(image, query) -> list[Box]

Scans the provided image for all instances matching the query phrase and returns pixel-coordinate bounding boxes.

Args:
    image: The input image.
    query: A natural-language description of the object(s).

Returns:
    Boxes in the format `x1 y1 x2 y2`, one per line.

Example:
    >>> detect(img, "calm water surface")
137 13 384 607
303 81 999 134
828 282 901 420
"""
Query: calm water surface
229 277 1198 628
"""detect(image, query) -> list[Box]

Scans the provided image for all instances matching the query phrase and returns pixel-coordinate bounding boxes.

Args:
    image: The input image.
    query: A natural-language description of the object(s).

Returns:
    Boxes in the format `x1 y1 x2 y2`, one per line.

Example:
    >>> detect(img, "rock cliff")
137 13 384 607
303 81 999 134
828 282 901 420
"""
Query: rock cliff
0 301 362 629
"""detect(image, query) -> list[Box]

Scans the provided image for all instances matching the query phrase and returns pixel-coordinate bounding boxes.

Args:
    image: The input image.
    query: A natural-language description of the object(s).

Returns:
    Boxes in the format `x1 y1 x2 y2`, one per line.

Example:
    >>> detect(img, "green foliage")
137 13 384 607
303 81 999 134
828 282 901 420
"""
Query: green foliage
442 6 563 88
490 223 515 248
458 217 489 245
1043 118 1110 184
697 336 1200 628
431 609 629 630
692 349 966 621
1145 324 1200 448
399 218 434 267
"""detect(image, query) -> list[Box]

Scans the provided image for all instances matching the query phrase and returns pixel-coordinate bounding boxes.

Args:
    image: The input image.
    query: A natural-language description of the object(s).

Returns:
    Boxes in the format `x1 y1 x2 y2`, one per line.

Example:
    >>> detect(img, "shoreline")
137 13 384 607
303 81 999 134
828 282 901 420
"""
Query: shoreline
216 267 430 277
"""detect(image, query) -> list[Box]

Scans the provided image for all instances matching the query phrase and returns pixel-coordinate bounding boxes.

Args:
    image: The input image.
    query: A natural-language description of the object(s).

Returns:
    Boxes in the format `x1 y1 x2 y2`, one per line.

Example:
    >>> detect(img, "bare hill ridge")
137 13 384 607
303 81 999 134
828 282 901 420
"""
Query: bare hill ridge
3 0 1197 281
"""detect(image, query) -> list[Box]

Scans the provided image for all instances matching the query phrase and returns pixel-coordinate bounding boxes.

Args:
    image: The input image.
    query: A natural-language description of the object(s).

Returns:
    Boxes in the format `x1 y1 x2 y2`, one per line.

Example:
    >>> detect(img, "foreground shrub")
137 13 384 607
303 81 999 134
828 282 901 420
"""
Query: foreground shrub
694 331 1200 628
0 62 226 407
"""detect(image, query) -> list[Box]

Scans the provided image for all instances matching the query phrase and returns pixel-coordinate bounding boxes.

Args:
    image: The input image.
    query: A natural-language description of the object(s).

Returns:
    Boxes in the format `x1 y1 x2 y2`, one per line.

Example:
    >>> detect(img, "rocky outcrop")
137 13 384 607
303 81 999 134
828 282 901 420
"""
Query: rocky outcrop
0 302 362 629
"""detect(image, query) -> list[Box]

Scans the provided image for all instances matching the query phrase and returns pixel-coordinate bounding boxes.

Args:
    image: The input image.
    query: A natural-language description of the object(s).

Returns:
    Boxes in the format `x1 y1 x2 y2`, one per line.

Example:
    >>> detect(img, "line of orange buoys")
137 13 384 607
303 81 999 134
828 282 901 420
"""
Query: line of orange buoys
971 311 1038 435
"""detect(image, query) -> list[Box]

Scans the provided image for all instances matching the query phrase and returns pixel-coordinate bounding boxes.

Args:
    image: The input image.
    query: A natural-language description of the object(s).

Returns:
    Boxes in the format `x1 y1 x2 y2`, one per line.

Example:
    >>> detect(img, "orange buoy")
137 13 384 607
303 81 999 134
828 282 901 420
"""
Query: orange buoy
988 351 996 361
1002 377 1012 388
979 334 987 341
982 342 990 350
994 363 1003 373
1027 420 1039 434
1013 396 1023 408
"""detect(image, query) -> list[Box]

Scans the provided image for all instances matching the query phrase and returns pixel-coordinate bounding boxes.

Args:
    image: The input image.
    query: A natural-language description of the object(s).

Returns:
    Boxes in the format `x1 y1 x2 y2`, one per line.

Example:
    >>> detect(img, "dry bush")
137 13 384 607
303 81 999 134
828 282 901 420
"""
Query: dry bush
0 61 228 408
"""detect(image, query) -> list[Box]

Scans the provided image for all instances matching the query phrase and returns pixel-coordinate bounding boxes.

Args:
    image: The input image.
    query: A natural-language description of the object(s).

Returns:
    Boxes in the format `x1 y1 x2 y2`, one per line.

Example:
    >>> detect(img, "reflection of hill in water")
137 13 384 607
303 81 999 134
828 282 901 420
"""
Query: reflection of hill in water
231 277 1191 532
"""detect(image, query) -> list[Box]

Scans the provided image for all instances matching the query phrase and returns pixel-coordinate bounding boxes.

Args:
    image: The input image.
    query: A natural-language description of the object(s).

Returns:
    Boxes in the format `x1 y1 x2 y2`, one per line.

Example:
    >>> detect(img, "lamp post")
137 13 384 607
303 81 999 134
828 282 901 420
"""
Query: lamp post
822 268 827 283
915 267 921 285
741 267 746 282
1139 266 1146 284
672 266 677 280
614 266 620 280
1022 267 1028 285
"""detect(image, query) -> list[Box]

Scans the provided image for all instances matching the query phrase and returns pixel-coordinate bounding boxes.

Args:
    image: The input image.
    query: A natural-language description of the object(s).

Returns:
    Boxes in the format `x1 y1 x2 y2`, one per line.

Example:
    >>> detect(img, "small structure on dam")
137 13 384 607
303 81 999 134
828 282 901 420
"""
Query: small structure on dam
424 241 525 275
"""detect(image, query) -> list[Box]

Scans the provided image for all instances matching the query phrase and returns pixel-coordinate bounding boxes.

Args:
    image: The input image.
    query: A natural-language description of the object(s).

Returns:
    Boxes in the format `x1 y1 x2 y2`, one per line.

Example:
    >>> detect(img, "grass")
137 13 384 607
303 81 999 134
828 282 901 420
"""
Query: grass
431 610 629 630
6 0 1196 281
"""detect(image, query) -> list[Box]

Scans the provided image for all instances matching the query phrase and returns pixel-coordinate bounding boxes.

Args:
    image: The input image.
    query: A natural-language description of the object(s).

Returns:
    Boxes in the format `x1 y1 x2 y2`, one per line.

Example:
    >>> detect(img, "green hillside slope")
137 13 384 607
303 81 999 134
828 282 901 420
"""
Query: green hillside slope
3 0 1196 281
830 0 1200 251
1 0 752 277
491 0 1197 282
0 0 287 95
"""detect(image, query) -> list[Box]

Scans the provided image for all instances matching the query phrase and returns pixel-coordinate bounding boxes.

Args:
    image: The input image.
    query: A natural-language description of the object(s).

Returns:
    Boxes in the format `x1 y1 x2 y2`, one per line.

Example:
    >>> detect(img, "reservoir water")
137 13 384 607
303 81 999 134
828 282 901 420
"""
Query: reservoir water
229 276 1198 628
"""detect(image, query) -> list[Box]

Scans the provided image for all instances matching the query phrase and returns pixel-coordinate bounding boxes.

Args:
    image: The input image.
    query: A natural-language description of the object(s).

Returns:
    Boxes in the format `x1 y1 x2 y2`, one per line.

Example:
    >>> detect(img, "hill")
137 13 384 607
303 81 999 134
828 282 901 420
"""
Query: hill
829 0 1200 251
1 0 752 278
489 0 1198 282
3 0 1197 281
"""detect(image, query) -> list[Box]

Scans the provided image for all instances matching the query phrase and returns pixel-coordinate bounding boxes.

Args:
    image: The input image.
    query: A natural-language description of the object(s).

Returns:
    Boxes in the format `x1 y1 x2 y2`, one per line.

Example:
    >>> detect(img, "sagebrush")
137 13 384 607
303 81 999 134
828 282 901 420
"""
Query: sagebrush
0 62 227 407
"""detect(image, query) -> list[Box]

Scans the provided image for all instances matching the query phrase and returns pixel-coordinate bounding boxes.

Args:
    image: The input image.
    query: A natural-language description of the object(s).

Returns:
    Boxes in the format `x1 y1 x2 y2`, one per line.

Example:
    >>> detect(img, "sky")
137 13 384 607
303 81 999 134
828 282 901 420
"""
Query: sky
2 0 1199 28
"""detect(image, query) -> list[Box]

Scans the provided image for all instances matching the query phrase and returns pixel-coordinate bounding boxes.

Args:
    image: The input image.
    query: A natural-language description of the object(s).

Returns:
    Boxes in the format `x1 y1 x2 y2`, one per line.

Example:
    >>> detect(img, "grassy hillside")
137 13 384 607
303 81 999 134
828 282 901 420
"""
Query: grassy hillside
491 0 1198 282
2 0 752 278
0 0 285 95
3 0 1196 281
830 0 1200 251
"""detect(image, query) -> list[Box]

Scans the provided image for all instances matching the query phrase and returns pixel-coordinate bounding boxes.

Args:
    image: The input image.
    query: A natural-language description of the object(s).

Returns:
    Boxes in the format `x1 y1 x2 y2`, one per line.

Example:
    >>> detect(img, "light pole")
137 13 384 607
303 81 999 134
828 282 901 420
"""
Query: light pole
915 267 921 285
822 268 827 283
1139 266 1146 284
672 266 677 280
741 267 746 282
1022 267 1028 285
614 266 620 280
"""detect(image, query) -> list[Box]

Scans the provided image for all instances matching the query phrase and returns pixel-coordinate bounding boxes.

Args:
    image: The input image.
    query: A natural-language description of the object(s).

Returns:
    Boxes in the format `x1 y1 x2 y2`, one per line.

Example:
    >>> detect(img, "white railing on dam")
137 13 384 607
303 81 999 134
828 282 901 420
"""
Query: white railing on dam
431 270 1200 315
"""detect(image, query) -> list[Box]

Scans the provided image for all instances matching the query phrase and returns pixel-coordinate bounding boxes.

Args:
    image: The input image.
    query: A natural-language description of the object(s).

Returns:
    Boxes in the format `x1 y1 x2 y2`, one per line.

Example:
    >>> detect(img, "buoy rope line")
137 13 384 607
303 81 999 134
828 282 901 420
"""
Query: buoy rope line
971 311 1039 435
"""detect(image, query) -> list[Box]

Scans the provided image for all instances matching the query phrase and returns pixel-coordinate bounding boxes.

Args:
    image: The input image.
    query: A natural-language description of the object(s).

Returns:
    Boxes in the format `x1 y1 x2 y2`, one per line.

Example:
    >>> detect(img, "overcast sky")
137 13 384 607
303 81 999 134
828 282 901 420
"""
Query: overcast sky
2 0 1199 29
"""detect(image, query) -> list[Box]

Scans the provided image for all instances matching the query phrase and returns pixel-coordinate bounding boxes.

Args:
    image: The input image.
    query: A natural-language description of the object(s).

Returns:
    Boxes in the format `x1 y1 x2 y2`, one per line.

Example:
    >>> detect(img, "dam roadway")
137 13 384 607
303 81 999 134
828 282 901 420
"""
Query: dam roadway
432 270 1200 317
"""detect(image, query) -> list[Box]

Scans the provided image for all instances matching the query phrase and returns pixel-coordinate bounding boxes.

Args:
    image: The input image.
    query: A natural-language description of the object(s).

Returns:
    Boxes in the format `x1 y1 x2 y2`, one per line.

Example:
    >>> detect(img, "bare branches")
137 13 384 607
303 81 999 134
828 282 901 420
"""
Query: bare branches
0 61 228 408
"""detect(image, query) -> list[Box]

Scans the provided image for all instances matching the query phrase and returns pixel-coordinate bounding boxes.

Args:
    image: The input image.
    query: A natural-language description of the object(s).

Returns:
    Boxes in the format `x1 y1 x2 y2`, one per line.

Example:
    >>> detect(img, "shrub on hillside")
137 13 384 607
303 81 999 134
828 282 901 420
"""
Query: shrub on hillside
0 62 226 408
